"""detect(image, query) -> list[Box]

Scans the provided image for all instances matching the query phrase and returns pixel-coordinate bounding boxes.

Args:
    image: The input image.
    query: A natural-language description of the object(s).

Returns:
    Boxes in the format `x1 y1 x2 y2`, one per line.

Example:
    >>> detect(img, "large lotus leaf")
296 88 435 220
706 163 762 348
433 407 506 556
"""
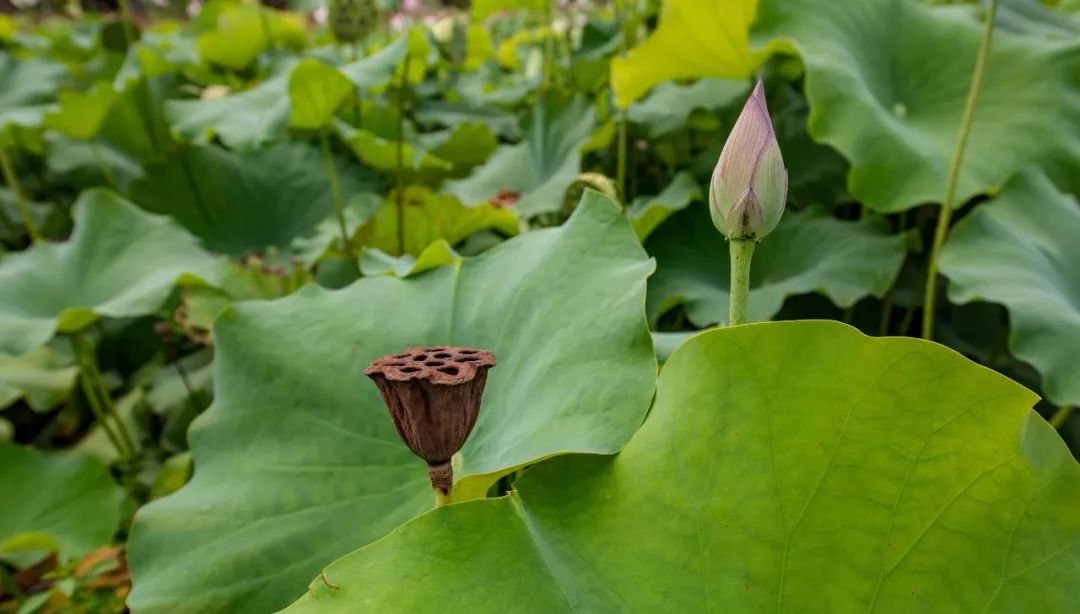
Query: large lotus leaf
287 320 1080 613
627 172 702 240
415 100 520 140
127 193 657 614
471 0 546 20
288 59 353 130
42 81 118 141
0 342 78 412
129 141 376 254
197 5 307 70
610 0 759 108
627 78 748 138
0 444 123 563
0 55 67 135
339 35 408 89
355 187 518 257
445 96 595 216
165 70 292 150
940 171 1080 408
752 0 1080 212
0 55 67 109
0 189 220 356
647 204 905 327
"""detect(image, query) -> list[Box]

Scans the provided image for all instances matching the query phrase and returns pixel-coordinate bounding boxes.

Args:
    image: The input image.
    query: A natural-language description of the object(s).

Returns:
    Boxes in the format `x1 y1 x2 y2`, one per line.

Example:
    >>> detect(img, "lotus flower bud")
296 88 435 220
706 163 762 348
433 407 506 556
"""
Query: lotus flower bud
328 0 378 44
364 346 495 500
709 79 787 241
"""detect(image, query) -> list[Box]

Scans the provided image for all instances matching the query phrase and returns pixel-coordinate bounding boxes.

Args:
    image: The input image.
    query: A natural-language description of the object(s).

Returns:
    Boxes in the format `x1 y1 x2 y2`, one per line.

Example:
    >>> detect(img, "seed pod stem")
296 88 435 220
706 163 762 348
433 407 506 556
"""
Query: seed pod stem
728 238 756 326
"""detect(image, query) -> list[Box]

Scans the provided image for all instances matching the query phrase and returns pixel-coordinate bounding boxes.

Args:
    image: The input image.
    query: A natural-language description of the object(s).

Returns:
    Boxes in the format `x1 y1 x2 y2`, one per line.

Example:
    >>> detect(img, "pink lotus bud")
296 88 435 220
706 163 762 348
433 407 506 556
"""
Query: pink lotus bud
709 79 787 241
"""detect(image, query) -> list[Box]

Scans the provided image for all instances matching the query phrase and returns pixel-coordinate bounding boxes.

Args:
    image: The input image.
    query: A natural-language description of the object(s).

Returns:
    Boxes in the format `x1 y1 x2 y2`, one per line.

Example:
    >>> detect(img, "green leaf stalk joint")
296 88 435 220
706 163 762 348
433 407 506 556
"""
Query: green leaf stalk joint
708 79 787 326
364 346 496 507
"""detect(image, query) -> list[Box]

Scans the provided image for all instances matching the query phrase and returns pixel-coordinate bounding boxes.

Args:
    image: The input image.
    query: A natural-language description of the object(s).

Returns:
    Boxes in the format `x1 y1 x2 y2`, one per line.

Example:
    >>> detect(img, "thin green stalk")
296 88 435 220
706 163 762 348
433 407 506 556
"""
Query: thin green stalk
0 145 40 243
1050 405 1074 430
91 141 117 189
71 332 137 461
542 0 556 93
115 0 137 47
613 0 634 203
616 114 628 203
394 53 412 256
878 210 909 336
319 130 353 260
921 0 999 340
728 239 756 326
351 43 364 127
257 2 274 50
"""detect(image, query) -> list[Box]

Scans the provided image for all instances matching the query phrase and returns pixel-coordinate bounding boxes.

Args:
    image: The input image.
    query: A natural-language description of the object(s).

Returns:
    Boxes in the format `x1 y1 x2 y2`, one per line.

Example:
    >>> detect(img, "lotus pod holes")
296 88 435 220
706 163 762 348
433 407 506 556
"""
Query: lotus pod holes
364 346 496 506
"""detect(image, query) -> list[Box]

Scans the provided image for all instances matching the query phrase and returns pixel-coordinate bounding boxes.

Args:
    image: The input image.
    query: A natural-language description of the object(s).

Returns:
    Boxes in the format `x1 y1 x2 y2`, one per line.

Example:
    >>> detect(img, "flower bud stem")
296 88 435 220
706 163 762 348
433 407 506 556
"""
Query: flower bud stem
728 239 756 326
0 144 40 243
921 0 998 341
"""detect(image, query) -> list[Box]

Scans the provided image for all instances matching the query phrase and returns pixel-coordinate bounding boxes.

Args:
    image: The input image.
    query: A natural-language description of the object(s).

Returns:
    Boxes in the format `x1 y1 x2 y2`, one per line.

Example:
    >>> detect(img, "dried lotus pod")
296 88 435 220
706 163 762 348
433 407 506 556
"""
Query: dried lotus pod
364 346 495 505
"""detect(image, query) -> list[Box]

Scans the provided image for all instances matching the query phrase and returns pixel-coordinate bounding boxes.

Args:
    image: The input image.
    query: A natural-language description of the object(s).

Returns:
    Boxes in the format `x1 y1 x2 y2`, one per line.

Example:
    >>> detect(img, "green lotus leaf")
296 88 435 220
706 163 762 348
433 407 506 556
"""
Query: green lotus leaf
0 54 67 136
339 35 409 89
752 0 1080 212
0 189 221 356
415 100 520 140
627 78 748 138
180 258 310 336
197 5 307 71
647 204 905 327
286 320 1080 613
0 54 67 110
0 341 78 412
127 193 656 614
129 142 376 254
0 444 123 564
472 0 546 20
417 122 499 178
610 0 759 108
359 240 458 277
289 59 353 130
337 120 453 173
44 134 143 191
165 70 292 151
445 95 595 216
627 171 702 240
940 171 1080 408
43 81 118 141
355 188 518 257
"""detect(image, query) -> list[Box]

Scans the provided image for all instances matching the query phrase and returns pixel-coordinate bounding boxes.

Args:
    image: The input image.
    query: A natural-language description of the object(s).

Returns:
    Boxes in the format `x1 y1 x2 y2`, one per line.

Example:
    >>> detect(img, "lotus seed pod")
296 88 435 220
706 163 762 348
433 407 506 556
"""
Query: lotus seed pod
709 79 788 241
328 0 378 44
364 346 495 496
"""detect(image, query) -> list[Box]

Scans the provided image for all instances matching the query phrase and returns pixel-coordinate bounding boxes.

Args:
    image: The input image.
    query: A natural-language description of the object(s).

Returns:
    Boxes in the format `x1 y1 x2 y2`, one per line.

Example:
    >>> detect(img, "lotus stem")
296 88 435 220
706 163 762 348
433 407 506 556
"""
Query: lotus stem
71 331 138 462
91 141 117 189
115 0 137 47
616 114 628 203
728 239 756 326
0 144 40 243
542 0 555 93
921 0 999 340
1050 405 1074 430
394 53 411 256
319 130 354 260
